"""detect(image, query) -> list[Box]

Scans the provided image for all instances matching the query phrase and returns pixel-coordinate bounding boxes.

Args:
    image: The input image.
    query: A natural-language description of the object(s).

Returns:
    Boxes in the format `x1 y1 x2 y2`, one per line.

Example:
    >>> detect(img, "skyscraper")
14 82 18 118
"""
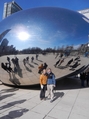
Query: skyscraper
3 0 22 19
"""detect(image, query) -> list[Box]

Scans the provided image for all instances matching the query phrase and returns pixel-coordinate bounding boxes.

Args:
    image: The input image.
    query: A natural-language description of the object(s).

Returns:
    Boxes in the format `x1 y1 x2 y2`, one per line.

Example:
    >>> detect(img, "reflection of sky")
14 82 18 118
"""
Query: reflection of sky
0 7 89 50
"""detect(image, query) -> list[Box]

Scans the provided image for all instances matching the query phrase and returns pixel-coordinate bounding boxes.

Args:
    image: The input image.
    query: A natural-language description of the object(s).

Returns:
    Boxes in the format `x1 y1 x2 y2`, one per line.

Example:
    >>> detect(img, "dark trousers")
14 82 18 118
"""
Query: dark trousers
81 79 85 87
40 85 47 99
86 78 89 86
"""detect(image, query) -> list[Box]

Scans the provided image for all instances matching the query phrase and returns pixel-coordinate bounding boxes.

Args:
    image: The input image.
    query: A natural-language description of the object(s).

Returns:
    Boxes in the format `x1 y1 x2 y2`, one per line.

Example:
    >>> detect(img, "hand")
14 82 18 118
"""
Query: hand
41 85 43 89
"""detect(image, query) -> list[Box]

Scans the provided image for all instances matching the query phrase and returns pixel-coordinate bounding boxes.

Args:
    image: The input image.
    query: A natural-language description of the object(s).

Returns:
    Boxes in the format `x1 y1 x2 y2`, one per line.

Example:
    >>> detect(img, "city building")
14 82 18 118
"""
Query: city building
3 0 22 19
78 8 89 19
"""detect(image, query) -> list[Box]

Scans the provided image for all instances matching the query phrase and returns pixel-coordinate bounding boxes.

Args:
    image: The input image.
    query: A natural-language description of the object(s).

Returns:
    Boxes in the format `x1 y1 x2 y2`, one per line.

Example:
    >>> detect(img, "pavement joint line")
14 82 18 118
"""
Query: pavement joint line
0 106 14 115
67 89 81 119
13 99 46 118
0 113 13 119
28 98 46 109
27 94 40 101
11 91 45 109
43 90 70 119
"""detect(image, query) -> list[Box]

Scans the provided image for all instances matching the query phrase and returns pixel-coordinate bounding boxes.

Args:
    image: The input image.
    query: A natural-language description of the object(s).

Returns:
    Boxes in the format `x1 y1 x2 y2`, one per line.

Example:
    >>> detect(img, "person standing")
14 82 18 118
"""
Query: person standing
40 69 48 100
86 72 89 86
47 68 56 103
80 72 85 87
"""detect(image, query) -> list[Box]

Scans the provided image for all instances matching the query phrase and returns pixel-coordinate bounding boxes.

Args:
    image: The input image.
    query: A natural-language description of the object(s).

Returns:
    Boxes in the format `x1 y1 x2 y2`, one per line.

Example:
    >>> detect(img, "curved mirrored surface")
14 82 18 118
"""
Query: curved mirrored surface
0 7 89 86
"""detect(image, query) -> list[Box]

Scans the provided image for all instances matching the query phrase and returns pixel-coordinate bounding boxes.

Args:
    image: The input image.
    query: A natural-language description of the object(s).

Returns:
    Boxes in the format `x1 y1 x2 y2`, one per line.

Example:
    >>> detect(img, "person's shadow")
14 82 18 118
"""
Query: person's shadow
0 93 15 101
0 99 26 110
53 92 64 102
1 88 19 93
37 59 43 62
25 65 32 72
0 108 29 119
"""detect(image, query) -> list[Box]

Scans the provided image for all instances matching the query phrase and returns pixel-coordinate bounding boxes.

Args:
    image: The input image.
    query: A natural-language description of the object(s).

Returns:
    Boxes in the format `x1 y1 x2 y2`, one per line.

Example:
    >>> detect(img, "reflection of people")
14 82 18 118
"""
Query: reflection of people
43 62 48 69
54 59 60 67
11 56 19 66
74 56 80 61
58 58 64 66
7 56 11 66
66 58 73 66
38 64 43 74
15 56 19 66
47 68 56 103
36 54 39 60
23 59 26 66
5 63 13 72
60 53 63 58
26 56 29 63
40 69 48 100
31 56 34 62
1 62 13 73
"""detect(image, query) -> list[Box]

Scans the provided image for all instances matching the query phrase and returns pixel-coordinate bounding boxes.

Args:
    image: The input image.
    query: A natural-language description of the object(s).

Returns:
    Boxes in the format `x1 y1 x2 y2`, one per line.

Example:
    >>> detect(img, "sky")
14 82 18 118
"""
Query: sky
0 0 89 21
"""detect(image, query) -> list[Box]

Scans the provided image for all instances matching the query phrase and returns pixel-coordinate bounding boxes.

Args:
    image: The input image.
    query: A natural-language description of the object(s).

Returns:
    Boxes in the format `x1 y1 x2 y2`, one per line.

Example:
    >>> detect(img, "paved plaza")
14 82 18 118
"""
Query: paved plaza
0 78 89 119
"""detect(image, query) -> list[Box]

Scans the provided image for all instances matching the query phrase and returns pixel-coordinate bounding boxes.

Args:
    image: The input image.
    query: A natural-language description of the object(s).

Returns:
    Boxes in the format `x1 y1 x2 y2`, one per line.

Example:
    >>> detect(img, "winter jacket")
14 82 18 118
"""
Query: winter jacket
40 74 48 85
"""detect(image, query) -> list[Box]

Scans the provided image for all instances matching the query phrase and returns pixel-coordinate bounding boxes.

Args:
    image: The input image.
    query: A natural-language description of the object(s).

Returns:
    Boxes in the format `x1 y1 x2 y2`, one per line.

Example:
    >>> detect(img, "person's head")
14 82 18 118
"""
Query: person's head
42 69 46 74
47 68 52 74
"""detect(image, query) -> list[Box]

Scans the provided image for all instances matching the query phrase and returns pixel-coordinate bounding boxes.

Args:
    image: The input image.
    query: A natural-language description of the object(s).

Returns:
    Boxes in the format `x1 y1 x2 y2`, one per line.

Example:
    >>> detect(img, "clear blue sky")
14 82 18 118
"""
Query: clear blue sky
0 0 89 21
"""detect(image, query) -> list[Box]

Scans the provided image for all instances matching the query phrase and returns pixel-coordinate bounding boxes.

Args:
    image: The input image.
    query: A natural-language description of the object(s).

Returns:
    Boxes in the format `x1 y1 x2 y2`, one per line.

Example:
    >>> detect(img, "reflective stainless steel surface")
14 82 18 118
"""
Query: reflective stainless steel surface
0 7 89 86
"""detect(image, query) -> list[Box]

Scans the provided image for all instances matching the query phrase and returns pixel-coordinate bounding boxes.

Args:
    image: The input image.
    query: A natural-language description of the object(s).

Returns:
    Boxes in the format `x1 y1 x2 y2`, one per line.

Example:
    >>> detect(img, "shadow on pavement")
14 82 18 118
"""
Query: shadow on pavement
0 93 15 101
53 92 64 102
1 88 19 93
0 108 29 119
0 99 26 110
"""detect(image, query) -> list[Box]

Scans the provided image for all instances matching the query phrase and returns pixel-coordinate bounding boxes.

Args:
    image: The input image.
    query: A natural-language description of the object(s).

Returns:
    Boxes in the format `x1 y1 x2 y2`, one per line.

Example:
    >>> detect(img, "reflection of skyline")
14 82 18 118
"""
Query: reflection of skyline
0 7 89 50
0 29 11 42
0 29 17 56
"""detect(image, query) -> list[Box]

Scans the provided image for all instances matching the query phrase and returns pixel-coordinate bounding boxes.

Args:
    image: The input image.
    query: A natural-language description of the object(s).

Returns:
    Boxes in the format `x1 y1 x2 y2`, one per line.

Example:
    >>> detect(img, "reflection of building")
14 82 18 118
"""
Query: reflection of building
0 29 11 42
1 38 9 47
3 0 22 19
78 9 89 19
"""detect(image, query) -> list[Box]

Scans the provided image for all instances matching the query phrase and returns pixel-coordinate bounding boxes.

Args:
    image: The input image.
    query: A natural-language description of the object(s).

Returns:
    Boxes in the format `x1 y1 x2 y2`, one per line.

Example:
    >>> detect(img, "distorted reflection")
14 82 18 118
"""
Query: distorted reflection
0 7 89 86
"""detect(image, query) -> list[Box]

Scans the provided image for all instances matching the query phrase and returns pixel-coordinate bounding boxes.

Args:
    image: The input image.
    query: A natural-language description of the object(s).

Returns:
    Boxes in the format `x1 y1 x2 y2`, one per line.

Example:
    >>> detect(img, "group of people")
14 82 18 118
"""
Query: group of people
38 63 48 74
31 54 39 62
39 68 56 103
